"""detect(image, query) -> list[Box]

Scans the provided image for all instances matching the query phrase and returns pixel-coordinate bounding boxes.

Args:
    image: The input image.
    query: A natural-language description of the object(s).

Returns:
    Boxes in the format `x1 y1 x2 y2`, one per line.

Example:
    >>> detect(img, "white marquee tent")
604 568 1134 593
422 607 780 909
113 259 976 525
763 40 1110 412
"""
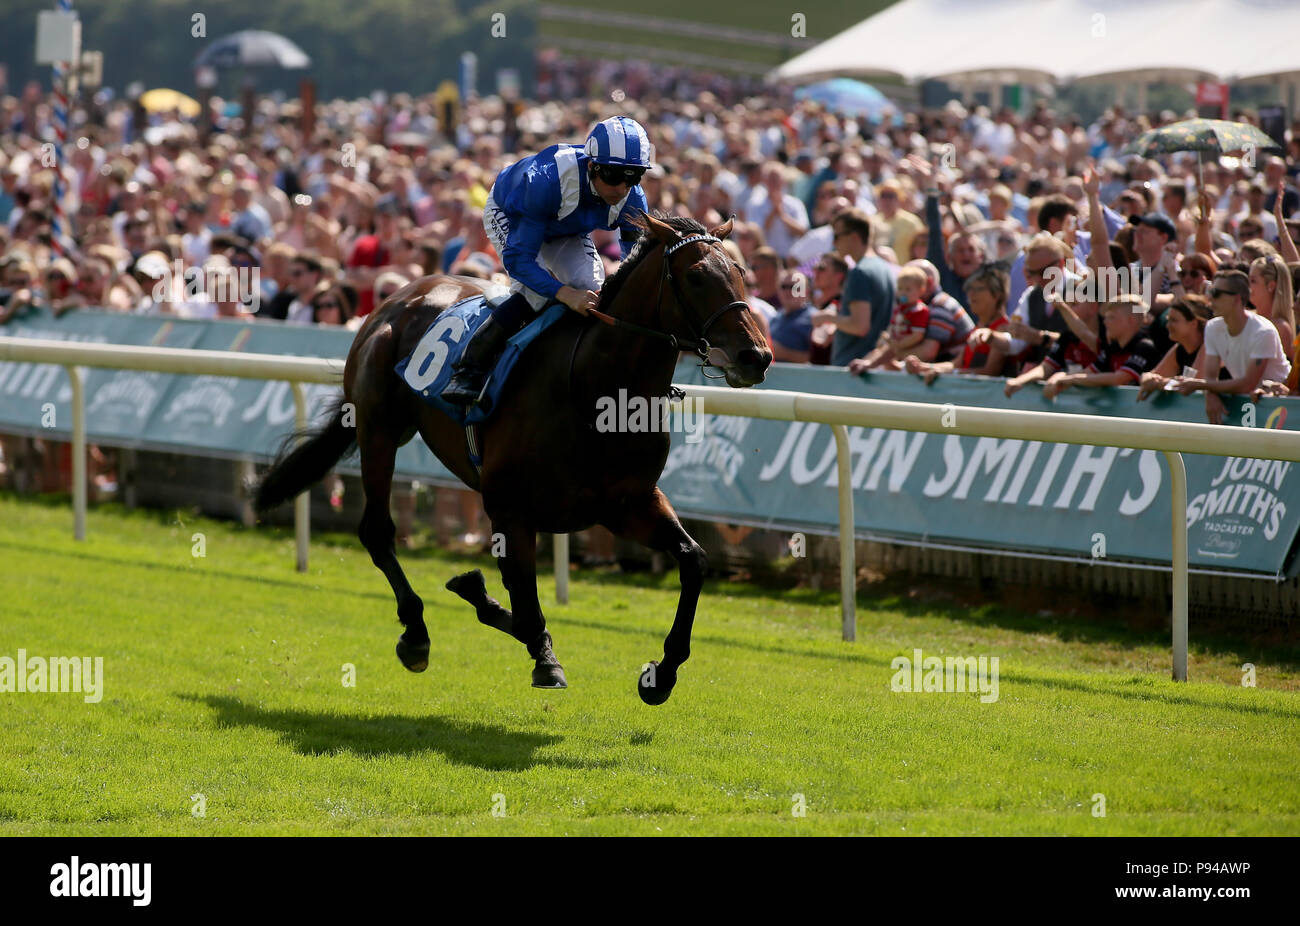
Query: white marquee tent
773 0 1300 91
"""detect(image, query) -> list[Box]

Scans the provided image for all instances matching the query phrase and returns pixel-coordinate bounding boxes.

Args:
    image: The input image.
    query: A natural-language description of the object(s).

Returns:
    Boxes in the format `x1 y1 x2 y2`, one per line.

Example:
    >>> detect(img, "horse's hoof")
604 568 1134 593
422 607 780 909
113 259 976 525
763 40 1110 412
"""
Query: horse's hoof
532 662 568 689
637 660 676 706
395 637 430 673
445 569 485 599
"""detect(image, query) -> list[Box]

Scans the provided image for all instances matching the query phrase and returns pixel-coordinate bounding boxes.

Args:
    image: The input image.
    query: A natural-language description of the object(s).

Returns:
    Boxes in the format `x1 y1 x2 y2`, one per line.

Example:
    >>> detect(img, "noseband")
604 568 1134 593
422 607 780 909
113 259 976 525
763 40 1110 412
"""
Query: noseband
587 232 749 378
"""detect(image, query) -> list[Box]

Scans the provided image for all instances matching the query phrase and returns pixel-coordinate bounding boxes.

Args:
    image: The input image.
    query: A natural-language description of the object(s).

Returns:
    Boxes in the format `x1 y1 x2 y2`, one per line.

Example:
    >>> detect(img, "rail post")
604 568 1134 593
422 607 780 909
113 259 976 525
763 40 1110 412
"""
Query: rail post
830 424 856 642
1164 450 1189 681
66 364 86 541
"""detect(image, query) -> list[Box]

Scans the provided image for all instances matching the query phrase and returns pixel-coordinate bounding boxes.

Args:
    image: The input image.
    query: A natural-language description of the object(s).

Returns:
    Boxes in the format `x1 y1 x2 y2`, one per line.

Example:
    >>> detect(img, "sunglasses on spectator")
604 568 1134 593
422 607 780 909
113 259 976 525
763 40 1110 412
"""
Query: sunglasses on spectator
1179 269 1206 279
593 164 645 186
317 301 340 311
1209 287 1239 298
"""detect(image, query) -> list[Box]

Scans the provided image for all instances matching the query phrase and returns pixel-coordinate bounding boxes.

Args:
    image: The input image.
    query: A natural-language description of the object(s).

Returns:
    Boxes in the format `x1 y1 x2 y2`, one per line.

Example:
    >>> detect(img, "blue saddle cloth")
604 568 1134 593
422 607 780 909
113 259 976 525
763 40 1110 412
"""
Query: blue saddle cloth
395 290 568 426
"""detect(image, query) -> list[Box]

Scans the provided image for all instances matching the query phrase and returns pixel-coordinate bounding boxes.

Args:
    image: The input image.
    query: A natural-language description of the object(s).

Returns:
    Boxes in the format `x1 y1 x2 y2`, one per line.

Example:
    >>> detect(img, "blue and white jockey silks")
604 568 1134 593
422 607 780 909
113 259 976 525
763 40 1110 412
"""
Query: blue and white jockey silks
484 135 650 312
584 115 655 168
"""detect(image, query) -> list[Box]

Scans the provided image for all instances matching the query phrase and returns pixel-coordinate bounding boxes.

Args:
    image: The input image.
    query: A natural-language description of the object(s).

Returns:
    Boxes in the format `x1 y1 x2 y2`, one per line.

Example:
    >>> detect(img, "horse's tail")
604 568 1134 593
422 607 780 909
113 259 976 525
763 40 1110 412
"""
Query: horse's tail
253 397 357 512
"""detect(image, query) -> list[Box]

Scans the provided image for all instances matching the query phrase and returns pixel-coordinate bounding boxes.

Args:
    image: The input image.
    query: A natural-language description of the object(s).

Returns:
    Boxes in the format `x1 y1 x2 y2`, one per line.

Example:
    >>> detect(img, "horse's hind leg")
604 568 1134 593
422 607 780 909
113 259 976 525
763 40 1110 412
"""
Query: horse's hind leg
357 421 429 672
605 488 707 706
492 522 567 689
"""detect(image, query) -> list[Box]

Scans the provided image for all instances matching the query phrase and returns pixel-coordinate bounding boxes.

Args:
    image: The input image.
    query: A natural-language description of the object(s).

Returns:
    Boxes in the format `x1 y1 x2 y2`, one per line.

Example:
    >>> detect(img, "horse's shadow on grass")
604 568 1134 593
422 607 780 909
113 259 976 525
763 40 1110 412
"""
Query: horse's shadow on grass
181 694 614 772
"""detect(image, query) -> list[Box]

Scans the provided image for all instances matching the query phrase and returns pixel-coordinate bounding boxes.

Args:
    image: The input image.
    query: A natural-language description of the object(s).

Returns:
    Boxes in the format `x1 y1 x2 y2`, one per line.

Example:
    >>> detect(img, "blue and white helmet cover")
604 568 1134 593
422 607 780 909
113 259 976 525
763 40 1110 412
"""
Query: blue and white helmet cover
584 116 655 168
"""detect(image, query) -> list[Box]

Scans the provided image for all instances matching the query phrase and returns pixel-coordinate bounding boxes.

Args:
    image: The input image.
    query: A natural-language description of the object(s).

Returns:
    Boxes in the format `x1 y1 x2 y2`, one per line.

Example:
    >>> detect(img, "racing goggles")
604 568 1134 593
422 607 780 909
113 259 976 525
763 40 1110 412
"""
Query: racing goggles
593 163 646 186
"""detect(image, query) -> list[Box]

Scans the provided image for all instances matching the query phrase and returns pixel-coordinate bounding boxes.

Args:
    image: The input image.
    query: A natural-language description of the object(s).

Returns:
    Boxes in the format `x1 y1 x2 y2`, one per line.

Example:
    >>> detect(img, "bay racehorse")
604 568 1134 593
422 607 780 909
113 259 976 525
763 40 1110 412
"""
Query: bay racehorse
253 213 771 704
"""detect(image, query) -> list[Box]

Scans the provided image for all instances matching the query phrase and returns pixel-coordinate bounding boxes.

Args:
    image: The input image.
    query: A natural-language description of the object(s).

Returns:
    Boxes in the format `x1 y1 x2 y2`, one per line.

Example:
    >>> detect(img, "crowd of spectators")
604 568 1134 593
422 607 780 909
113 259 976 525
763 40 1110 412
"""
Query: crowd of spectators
3 63 1300 435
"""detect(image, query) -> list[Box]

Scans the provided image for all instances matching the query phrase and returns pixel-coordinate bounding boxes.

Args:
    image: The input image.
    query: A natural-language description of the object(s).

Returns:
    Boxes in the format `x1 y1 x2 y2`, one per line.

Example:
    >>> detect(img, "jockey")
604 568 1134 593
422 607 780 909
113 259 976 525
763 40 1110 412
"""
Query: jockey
442 116 653 405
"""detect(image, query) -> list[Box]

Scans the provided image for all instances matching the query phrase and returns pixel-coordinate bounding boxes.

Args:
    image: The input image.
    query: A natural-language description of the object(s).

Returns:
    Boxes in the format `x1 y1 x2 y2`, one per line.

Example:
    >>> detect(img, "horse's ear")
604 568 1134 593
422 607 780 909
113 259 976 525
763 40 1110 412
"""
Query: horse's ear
643 212 678 244
710 214 736 240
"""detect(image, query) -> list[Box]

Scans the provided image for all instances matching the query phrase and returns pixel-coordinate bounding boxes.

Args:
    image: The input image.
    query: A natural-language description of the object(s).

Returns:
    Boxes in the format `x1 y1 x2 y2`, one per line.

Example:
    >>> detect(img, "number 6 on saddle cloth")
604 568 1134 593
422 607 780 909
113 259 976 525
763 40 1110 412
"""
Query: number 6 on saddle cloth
395 288 569 437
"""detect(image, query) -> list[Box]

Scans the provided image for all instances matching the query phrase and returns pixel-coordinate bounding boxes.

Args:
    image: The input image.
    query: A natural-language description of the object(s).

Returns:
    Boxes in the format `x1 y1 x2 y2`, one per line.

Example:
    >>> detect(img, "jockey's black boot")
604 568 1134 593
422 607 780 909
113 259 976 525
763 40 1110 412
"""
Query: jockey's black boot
442 294 531 406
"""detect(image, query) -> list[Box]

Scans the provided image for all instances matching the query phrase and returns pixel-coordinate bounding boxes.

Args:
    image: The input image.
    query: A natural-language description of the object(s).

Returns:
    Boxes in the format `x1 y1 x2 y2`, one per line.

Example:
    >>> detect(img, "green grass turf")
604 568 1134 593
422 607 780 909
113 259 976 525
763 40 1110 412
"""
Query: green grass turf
1 492 1298 835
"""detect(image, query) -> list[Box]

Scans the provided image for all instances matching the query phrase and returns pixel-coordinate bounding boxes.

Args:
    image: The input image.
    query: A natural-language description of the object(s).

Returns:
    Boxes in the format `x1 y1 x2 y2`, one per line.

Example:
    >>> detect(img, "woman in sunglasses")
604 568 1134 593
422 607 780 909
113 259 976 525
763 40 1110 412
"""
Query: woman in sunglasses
443 116 652 406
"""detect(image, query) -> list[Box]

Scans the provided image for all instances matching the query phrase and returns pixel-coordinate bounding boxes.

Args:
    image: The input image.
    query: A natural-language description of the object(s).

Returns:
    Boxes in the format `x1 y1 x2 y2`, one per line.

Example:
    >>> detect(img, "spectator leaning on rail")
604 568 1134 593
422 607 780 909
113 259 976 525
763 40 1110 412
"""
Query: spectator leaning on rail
1171 270 1292 424
1137 294 1214 400
999 234 1079 373
814 208 895 367
904 262 1011 383
848 264 930 372
442 116 651 406
895 257 973 366
1003 277 1106 397
1040 295 1161 399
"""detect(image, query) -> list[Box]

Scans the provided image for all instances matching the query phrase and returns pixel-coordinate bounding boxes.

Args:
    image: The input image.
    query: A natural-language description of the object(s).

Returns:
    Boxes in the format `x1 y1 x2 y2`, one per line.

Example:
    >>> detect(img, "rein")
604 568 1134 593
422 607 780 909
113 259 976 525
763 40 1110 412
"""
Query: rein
586 233 749 379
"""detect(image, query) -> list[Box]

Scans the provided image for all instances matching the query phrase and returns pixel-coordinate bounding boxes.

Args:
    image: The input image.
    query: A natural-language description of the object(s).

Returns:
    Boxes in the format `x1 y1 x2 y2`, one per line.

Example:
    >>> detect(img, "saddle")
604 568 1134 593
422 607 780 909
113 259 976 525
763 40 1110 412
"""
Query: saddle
395 290 569 463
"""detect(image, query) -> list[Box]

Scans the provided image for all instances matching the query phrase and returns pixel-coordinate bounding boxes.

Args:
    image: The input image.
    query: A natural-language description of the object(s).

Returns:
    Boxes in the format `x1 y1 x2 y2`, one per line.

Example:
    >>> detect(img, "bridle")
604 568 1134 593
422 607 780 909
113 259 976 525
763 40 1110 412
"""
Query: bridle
587 232 749 379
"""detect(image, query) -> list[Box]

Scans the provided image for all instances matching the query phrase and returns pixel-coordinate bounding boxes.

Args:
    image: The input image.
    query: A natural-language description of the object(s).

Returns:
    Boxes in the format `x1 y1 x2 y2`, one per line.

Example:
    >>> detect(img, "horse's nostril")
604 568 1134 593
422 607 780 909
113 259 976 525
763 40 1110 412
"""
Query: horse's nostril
738 347 769 370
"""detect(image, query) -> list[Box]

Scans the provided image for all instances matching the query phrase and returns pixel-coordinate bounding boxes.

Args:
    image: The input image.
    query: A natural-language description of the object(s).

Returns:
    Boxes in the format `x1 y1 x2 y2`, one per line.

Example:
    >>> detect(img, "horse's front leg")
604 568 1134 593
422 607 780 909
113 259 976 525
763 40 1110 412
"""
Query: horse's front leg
494 521 567 689
605 488 707 706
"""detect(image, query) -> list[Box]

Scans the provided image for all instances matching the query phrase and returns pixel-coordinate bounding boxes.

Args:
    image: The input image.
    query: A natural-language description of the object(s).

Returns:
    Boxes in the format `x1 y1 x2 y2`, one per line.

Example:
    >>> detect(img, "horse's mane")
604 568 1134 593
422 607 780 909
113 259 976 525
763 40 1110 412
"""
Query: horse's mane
597 213 708 313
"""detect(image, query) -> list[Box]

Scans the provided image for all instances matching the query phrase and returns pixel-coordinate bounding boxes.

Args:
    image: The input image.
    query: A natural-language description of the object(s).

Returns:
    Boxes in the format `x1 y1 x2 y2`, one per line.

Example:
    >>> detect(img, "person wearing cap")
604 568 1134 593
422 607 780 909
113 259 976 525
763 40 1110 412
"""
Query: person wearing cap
1129 211 1179 304
870 179 924 265
1172 270 1292 423
442 116 651 406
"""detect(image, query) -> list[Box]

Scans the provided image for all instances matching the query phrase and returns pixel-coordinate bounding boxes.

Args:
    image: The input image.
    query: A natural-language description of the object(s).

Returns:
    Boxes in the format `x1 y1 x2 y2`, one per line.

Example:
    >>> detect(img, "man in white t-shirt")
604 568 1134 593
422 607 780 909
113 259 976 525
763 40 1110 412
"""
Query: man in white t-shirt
1174 270 1291 423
